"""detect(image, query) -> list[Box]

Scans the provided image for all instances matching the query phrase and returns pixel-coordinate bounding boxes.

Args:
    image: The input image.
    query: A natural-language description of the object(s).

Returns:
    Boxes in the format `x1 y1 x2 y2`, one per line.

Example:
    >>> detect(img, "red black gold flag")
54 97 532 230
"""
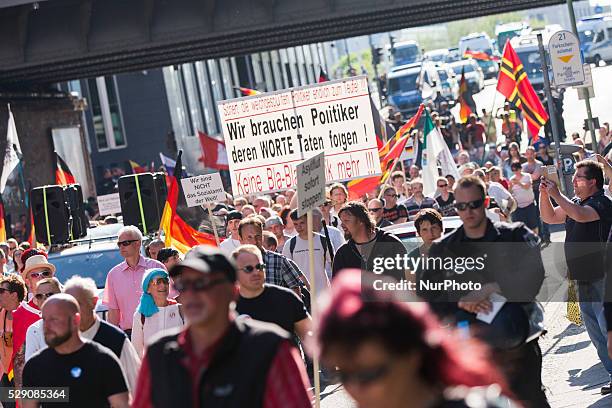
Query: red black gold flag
55 152 76 185
497 41 549 142
0 198 6 242
458 68 472 123
318 67 330 83
235 86 260 96
160 151 217 252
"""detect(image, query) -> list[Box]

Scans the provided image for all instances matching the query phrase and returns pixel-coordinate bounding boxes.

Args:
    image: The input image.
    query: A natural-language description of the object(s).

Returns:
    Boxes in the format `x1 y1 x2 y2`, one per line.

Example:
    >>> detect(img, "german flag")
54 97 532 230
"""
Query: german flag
318 67 330 83
458 68 472 123
55 152 76 186
463 50 491 61
347 106 424 199
497 41 548 142
235 86 260 96
0 198 6 242
160 151 217 253
378 104 424 158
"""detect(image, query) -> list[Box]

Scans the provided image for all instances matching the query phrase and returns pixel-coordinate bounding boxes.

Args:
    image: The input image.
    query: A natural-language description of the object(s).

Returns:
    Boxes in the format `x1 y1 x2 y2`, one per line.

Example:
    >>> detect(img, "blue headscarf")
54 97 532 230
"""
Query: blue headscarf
137 268 169 318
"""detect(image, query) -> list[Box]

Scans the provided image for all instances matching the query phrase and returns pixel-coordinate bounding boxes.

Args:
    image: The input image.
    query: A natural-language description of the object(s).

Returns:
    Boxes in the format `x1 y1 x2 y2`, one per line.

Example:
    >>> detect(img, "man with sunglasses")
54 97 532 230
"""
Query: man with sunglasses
103 226 165 339
132 246 312 408
10 254 56 389
541 160 612 395
234 245 311 342
0 275 26 390
426 175 548 407
381 186 408 224
24 278 63 361
367 199 392 228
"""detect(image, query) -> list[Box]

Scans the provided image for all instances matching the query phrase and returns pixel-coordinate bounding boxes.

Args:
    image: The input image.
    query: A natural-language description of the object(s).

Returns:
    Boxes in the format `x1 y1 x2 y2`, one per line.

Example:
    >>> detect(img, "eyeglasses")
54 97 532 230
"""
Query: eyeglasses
174 278 229 293
454 199 485 211
332 363 391 386
34 292 55 301
384 193 399 198
117 240 139 247
151 277 169 286
437 184 448 188
239 264 266 273
29 270 52 279
368 208 382 213
322 201 332 207
573 174 591 180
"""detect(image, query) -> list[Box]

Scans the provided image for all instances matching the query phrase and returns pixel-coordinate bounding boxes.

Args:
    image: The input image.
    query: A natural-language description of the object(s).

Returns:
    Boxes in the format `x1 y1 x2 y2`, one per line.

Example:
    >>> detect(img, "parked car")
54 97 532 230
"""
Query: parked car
450 59 485 93
387 61 442 117
424 48 450 63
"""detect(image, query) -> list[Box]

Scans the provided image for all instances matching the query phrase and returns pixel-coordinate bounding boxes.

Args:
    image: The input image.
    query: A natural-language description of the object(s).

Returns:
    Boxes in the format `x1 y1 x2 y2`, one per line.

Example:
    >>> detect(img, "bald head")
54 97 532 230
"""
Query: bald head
42 293 80 317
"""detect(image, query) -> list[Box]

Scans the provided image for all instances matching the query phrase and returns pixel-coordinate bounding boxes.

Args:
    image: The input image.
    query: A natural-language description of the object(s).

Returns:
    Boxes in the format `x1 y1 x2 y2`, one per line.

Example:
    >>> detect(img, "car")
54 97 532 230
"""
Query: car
391 40 422 66
424 48 449 63
449 59 485 93
383 216 463 253
580 16 612 65
459 32 494 58
387 61 442 117
472 57 499 80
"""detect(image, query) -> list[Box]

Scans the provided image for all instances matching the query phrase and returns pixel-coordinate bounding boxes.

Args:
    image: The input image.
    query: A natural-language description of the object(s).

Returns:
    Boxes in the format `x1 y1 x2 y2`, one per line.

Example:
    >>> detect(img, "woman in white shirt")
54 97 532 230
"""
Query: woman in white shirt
131 268 183 358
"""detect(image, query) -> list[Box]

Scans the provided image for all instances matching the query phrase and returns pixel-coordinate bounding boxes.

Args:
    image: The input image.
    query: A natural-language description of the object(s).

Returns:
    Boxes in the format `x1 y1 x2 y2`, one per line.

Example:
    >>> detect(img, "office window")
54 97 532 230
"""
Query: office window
195 61 218 134
87 77 126 151
87 79 108 150
162 67 191 139
180 64 204 134
105 77 126 148
219 58 234 98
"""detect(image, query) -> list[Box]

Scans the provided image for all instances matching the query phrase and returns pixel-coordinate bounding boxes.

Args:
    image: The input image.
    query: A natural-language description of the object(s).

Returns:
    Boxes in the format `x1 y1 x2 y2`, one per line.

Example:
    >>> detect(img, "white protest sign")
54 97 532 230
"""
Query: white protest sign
576 63 595 100
218 76 381 196
296 153 326 217
97 193 121 216
549 30 584 87
180 173 226 207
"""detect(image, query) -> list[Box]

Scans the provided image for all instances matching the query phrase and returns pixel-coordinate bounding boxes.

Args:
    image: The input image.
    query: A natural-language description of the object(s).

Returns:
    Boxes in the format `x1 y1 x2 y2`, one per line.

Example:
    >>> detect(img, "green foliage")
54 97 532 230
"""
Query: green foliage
333 49 376 80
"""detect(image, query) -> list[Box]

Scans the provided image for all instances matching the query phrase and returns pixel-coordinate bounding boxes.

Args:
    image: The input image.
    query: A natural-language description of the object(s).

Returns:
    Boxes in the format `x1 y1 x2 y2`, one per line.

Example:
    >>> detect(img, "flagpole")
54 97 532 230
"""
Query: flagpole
481 90 499 165
377 157 401 199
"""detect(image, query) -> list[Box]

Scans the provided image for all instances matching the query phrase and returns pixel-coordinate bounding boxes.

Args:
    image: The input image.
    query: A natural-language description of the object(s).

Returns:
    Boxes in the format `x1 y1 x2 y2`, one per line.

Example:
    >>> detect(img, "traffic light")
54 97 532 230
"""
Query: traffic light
372 47 383 65
389 36 396 54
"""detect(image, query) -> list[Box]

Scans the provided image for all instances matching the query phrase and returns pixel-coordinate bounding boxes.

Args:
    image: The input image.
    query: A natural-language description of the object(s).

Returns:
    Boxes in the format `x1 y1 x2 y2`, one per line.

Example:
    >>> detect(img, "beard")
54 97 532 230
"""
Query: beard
45 328 72 348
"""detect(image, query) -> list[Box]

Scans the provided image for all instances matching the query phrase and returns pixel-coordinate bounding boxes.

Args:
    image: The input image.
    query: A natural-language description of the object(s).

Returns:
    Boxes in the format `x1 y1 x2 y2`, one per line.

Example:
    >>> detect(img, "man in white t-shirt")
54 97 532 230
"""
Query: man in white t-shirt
282 209 333 295
219 210 243 255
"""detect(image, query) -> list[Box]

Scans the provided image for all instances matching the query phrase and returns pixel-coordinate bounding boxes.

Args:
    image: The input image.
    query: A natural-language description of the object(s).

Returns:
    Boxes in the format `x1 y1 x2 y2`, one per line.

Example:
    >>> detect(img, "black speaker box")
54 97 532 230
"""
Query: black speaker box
118 173 160 234
30 186 71 245
64 184 88 239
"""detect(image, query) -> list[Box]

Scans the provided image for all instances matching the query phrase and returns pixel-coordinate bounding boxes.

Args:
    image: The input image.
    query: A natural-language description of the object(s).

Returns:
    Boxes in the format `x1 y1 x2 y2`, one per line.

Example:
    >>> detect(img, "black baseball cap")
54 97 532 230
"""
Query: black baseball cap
226 210 244 222
168 245 236 282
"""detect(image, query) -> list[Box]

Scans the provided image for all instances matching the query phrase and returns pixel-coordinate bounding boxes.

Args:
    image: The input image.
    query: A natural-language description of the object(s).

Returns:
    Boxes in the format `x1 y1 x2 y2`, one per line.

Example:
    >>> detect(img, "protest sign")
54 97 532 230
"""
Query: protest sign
218 76 381 196
97 193 121 216
296 153 326 217
180 173 226 208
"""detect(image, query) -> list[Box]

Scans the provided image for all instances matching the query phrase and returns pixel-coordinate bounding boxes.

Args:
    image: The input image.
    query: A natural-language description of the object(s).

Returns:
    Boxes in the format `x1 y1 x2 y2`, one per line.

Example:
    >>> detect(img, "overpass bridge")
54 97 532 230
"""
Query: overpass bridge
0 0 568 86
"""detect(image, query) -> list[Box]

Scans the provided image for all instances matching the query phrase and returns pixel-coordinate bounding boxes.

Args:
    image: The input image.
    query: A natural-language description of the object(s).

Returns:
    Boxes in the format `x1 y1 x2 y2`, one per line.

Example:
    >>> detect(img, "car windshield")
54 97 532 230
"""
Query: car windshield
516 51 541 75
387 73 419 94
452 63 474 74
579 29 595 44
394 46 419 62
50 249 124 288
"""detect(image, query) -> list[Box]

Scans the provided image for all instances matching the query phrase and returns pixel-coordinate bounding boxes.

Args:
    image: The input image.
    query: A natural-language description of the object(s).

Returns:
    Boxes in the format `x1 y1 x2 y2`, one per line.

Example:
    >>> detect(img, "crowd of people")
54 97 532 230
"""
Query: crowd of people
0 112 611 407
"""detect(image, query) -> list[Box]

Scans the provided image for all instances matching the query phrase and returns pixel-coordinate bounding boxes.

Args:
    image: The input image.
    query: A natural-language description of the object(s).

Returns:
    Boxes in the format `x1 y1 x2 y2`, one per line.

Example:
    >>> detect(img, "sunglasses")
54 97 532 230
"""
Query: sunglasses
151 277 170 286
240 264 266 273
34 292 55 301
454 199 485 211
29 270 52 279
384 193 399 198
174 278 229 293
117 240 139 247
437 184 448 188
333 363 391 386
368 208 382 213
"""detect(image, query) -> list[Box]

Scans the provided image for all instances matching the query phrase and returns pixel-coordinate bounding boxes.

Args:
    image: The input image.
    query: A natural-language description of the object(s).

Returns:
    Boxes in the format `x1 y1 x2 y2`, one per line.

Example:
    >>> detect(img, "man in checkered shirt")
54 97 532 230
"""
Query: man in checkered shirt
238 217 305 296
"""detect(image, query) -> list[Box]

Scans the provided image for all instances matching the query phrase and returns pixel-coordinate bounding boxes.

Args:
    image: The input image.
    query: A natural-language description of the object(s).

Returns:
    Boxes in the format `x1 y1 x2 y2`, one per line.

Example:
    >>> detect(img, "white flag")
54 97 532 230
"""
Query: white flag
422 111 460 197
0 106 22 193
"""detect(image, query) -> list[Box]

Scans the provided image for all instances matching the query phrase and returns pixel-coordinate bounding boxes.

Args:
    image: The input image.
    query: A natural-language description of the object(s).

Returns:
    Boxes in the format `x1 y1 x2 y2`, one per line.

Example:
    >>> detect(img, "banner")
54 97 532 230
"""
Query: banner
218 76 381 195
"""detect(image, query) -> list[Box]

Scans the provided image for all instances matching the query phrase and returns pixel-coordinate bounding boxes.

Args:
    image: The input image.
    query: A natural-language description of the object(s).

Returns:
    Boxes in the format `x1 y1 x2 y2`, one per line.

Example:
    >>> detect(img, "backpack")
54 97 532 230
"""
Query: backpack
288 234 328 263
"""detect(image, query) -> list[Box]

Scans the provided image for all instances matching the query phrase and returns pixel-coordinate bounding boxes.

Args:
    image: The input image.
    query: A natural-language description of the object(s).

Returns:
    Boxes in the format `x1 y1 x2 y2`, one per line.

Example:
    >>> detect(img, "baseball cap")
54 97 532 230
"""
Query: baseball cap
226 210 244 222
264 215 283 228
168 245 236 282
